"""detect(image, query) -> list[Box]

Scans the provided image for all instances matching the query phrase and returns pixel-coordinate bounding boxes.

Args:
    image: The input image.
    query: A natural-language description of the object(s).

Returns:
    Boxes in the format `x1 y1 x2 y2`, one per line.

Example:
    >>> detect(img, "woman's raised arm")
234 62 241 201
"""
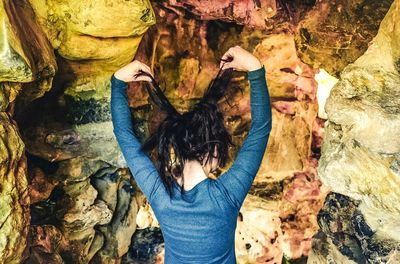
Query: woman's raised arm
110 61 168 205
216 47 272 210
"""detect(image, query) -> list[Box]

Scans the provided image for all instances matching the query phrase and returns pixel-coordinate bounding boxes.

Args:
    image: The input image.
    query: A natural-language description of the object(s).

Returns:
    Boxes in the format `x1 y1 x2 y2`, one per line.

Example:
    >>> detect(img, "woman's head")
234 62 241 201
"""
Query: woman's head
136 65 236 197
156 101 233 196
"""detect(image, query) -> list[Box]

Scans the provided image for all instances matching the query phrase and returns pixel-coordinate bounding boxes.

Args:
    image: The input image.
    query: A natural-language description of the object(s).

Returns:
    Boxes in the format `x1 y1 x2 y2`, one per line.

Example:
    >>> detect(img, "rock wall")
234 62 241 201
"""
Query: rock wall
0 112 29 264
308 0 400 263
0 0 395 263
0 0 54 263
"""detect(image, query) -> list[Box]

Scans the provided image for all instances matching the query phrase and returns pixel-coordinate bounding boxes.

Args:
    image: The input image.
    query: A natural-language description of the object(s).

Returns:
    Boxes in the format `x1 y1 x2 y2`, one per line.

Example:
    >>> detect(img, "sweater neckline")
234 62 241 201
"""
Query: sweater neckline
173 177 210 195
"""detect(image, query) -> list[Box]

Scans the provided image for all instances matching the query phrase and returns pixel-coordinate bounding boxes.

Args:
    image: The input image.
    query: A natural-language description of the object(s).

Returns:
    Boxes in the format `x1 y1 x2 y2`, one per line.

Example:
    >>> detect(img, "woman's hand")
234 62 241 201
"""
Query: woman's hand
114 60 153 82
219 46 262 72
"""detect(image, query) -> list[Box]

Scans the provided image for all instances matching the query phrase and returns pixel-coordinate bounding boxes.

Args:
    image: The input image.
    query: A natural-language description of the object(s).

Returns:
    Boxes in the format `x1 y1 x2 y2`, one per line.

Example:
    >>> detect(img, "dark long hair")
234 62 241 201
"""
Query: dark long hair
135 62 236 197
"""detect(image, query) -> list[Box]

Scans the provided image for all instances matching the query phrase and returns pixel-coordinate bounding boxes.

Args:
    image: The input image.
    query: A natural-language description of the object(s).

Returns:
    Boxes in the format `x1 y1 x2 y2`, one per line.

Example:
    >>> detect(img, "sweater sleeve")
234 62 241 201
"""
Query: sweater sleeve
110 74 167 205
216 65 272 210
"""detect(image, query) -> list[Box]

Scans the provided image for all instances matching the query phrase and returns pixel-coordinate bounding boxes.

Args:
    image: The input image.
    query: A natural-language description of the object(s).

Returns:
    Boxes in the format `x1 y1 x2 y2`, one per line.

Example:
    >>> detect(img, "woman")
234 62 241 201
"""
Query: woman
111 46 272 264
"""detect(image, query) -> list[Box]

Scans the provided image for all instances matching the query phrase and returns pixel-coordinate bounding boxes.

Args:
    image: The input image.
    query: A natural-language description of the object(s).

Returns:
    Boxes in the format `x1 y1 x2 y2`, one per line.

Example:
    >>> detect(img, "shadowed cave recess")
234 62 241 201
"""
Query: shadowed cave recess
0 0 399 263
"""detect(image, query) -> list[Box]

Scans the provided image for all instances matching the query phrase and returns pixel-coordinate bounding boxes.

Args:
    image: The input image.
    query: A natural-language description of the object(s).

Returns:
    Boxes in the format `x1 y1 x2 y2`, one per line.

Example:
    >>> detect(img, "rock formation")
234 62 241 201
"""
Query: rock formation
0 0 396 263
308 0 400 263
0 112 29 264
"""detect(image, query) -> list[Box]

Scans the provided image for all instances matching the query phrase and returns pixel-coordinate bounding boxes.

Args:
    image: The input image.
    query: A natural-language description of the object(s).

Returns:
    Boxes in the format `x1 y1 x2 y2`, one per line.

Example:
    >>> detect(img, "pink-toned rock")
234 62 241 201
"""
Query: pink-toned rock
280 171 329 259
161 0 277 28
24 225 66 264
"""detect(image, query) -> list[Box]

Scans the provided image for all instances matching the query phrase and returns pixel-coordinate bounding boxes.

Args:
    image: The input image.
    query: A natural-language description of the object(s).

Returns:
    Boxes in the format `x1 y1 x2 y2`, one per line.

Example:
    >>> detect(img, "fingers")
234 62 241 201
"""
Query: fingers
220 62 233 71
141 63 153 76
130 60 154 82
220 48 234 68
133 75 152 82
131 60 153 74
220 46 242 69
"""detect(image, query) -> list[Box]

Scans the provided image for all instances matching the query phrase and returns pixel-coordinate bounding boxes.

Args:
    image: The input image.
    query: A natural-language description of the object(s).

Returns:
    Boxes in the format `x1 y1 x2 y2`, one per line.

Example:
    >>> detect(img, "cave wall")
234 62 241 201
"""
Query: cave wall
308 0 400 263
0 0 395 263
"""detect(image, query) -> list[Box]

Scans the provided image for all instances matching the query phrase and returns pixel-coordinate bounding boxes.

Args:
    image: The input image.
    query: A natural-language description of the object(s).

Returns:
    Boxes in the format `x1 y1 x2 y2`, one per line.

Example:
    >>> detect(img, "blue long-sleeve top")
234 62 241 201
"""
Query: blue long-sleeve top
110 66 272 264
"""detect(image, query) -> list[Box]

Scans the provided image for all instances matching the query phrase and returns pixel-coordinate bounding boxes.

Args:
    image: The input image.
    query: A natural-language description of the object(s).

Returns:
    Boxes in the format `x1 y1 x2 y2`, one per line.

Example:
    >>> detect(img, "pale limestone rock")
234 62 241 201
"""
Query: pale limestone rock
321 125 400 214
236 195 283 263
60 179 112 263
314 0 400 262
136 200 160 229
315 69 338 119
62 182 112 230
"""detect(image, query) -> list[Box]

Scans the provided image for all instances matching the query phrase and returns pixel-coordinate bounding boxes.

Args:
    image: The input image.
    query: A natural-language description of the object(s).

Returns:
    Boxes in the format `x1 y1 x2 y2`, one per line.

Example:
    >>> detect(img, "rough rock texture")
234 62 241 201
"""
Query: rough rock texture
257 101 318 182
309 0 400 263
9 1 155 263
0 113 30 264
0 1 56 262
235 195 284 263
122 227 165 264
161 0 277 28
91 168 139 263
1 0 396 263
309 193 400 264
295 0 393 77
28 0 155 101
0 0 57 103
23 225 66 264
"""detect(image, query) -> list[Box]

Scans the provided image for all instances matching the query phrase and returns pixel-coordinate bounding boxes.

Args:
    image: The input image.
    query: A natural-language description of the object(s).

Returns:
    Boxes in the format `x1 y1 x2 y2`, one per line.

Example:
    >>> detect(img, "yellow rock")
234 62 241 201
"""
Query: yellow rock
29 0 155 62
28 0 155 100
0 112 30 264
0 0 56 102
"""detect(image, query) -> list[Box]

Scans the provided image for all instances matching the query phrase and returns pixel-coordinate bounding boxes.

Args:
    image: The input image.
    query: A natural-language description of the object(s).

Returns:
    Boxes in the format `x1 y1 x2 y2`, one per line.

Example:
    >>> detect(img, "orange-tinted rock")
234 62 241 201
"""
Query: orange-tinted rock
279 171 329 259
28 167 56 204
256 101 318 182
295 0 392 77
254 34 318 100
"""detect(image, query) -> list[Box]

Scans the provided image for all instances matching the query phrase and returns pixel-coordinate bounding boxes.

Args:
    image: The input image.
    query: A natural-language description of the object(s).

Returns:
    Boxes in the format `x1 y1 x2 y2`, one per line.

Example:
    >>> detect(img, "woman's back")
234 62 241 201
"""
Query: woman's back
155 178 238 263
110 47 272 264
